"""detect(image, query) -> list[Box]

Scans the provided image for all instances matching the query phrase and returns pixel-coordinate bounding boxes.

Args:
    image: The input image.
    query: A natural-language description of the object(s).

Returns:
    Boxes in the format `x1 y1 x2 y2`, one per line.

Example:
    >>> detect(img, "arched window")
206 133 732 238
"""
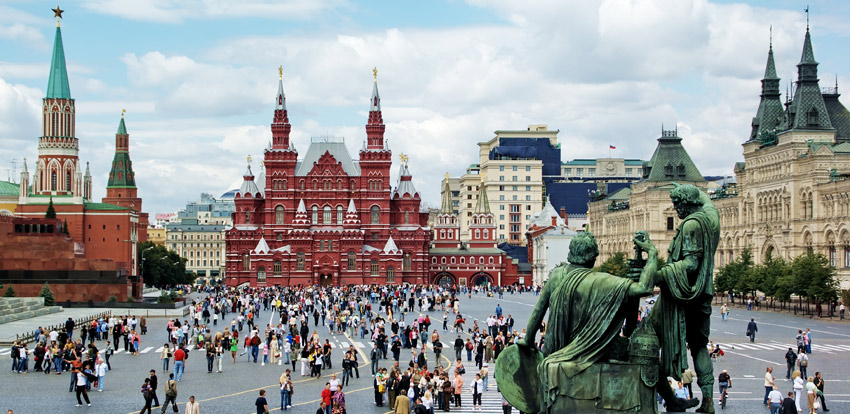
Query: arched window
52 113 58 136
296 252 305 271
475 229 480 239
403 253 411 271
51 171 57 191
348 251 356 270
470 257 475 265
300 180 305 190
371 206 380 224
312 180 318 190
66 171 71 191
257 267 266 282
451 257 456 264
432 257 437 264
370 260 379 276
337 206 344 223
386 266 395 283
489 257 494 264
404 211 410 224
323 206 332 224
440 230 445 239
275 206 284 224
245 210 251 223
312 206 318 224
324 180 331 190
460 257 465 264
273 260 282 276
282 179 287 190
242 253 250 270
483 229 488 238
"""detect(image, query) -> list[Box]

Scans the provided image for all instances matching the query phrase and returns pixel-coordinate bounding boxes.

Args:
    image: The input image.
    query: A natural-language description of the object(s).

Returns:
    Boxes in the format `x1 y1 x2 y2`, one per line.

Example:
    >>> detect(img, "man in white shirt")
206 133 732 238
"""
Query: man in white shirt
329 374 340 393
184 395 200 414
763 367 776 405
768 386 783 413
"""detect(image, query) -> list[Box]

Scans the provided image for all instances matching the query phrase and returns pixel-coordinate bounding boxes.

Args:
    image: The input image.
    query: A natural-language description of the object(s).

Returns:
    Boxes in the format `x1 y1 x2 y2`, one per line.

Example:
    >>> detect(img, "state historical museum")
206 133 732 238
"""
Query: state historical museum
225 72 432 287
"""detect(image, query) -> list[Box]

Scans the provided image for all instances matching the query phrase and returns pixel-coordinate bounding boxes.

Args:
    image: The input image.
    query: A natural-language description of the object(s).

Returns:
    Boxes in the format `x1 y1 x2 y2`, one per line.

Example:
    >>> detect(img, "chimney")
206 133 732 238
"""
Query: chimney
551 216 557 226
559 207 566 219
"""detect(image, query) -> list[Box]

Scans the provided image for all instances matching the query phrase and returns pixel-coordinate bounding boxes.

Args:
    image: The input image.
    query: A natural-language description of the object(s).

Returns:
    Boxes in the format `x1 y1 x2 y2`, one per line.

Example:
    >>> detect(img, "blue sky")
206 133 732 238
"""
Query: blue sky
1 0 849 215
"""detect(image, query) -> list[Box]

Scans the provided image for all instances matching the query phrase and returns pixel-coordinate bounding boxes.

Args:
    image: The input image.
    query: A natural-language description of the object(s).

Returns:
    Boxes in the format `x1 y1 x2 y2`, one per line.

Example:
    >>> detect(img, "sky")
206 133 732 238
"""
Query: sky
2 0 850 215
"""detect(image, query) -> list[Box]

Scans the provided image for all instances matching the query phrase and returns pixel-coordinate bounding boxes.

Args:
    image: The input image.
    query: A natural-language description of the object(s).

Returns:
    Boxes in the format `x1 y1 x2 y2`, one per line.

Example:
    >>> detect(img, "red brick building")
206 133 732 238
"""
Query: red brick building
225 73 431 287
429 178 524 287
12 20 146 297
0 216 136 302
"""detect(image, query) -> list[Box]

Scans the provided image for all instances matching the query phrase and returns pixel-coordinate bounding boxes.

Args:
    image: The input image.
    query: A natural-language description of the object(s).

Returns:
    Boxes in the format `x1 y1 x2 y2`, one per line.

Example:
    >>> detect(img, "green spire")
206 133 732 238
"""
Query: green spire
800 28 817 65
46 26 71 99
107 115 136 188
440 175 453 214
473 179 491 214
764 45 778 80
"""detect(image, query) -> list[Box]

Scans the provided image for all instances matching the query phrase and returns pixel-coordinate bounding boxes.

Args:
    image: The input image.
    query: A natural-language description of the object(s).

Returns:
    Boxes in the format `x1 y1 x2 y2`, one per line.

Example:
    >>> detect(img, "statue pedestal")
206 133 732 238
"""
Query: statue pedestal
544 361 658 414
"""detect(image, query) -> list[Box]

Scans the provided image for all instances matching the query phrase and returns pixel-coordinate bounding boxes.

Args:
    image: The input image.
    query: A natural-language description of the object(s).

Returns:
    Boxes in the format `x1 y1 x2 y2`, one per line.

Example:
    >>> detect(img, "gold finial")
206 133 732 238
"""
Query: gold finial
278 66 283 80
372 67 378 82
121 109 126 118
444 172 450 179
247 155 252 163
52 5 64 27
399 153 408 165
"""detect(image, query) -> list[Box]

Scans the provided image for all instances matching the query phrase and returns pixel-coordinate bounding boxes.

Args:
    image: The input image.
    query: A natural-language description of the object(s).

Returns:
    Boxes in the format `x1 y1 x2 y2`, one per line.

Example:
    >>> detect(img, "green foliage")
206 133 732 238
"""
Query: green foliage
38 282 56 306
138 241 192 288
714 248 753 295
45 197 56 219
597 252 629 277
62 218 69 235
3 285 16 297
107 294 118 303
158 290 180 304
791 251 839 303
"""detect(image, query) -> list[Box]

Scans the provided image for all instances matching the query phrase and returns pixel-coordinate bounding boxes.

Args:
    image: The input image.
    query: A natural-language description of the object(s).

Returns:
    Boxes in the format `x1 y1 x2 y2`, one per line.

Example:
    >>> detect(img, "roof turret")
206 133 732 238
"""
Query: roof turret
237 160 261 197
748 35 784 143
393 154 418 198
473 178 491 214
784 25 833 131
440 174 453 214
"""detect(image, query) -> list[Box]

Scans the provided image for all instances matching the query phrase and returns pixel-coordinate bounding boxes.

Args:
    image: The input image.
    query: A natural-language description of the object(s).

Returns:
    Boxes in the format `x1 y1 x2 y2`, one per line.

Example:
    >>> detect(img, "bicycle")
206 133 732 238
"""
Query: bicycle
718 382 731 409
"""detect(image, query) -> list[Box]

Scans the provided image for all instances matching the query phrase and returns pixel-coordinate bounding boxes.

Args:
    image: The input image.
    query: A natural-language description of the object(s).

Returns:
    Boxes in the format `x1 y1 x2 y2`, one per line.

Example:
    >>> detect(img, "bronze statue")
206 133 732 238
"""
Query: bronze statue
496 183 719 413
639 183 720 413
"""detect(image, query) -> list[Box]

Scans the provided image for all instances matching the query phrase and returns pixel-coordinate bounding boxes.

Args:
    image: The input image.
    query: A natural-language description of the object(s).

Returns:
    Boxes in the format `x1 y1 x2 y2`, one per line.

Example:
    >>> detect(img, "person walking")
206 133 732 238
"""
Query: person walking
806 376 819 414
149 370 160 408
814 372 829 412
73 366 91 407
280 370 293 411
471 373 484 412
140 378 154 414
173 345 186 382
768 386 783 414
763 366 776 405
453 336 463 361
255 389 269 414
792 370 804 412
681 368 696 398
781 391 797 414
840 303 845 320
805 329 812 354
747 318 758 342
185 395 200 414
798 350 809 379
720 303 729 321
161 344 171 371
393 387 410 414
452 371 463 408
785 348 797 379
95 358 107 392
161 373 179 414
370 344 380 376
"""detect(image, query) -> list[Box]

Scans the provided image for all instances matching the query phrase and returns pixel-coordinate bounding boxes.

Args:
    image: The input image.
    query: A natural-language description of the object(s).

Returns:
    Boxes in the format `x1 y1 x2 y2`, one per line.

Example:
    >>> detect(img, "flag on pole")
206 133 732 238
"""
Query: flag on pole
609 145 616 149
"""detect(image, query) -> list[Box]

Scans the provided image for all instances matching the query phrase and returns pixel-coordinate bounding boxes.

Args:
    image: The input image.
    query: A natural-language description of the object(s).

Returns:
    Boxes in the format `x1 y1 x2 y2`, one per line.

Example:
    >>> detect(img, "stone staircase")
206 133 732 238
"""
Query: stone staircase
0 297 63 324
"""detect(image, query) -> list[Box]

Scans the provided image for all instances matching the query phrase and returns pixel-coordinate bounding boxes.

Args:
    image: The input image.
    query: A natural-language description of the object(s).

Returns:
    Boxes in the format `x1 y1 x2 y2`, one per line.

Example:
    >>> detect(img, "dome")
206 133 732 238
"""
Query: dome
220 189 239 200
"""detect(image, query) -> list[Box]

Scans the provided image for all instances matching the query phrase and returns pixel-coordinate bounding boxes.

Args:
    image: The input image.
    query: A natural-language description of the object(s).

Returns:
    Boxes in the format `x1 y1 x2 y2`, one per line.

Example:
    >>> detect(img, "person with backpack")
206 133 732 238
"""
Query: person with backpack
161 373 179 414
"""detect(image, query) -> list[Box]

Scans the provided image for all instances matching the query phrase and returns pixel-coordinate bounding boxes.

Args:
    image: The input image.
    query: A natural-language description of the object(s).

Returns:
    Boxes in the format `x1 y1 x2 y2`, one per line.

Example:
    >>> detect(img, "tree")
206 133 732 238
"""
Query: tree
38 282 56 306
3 285 16 297
714 248 753 297
62 218 69 235
791 251 839 304
138 241 192 288
597 252 629 278
45 197 56 219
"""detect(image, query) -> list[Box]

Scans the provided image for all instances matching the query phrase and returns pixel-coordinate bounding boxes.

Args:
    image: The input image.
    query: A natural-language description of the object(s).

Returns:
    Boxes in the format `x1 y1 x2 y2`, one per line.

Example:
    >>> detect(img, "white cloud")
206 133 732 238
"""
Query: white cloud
5 0 843 215
82 0 347 24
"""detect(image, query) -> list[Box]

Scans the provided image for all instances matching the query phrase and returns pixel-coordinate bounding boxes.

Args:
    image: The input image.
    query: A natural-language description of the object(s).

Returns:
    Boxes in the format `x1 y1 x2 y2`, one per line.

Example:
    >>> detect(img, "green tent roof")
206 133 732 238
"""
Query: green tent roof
642 132 704 182
46 26 71 99
0 180 20 197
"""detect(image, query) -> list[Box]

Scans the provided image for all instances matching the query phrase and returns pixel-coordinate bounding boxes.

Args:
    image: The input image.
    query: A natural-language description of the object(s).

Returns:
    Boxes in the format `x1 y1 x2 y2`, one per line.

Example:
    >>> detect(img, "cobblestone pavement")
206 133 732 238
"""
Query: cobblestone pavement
0 290 847 413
